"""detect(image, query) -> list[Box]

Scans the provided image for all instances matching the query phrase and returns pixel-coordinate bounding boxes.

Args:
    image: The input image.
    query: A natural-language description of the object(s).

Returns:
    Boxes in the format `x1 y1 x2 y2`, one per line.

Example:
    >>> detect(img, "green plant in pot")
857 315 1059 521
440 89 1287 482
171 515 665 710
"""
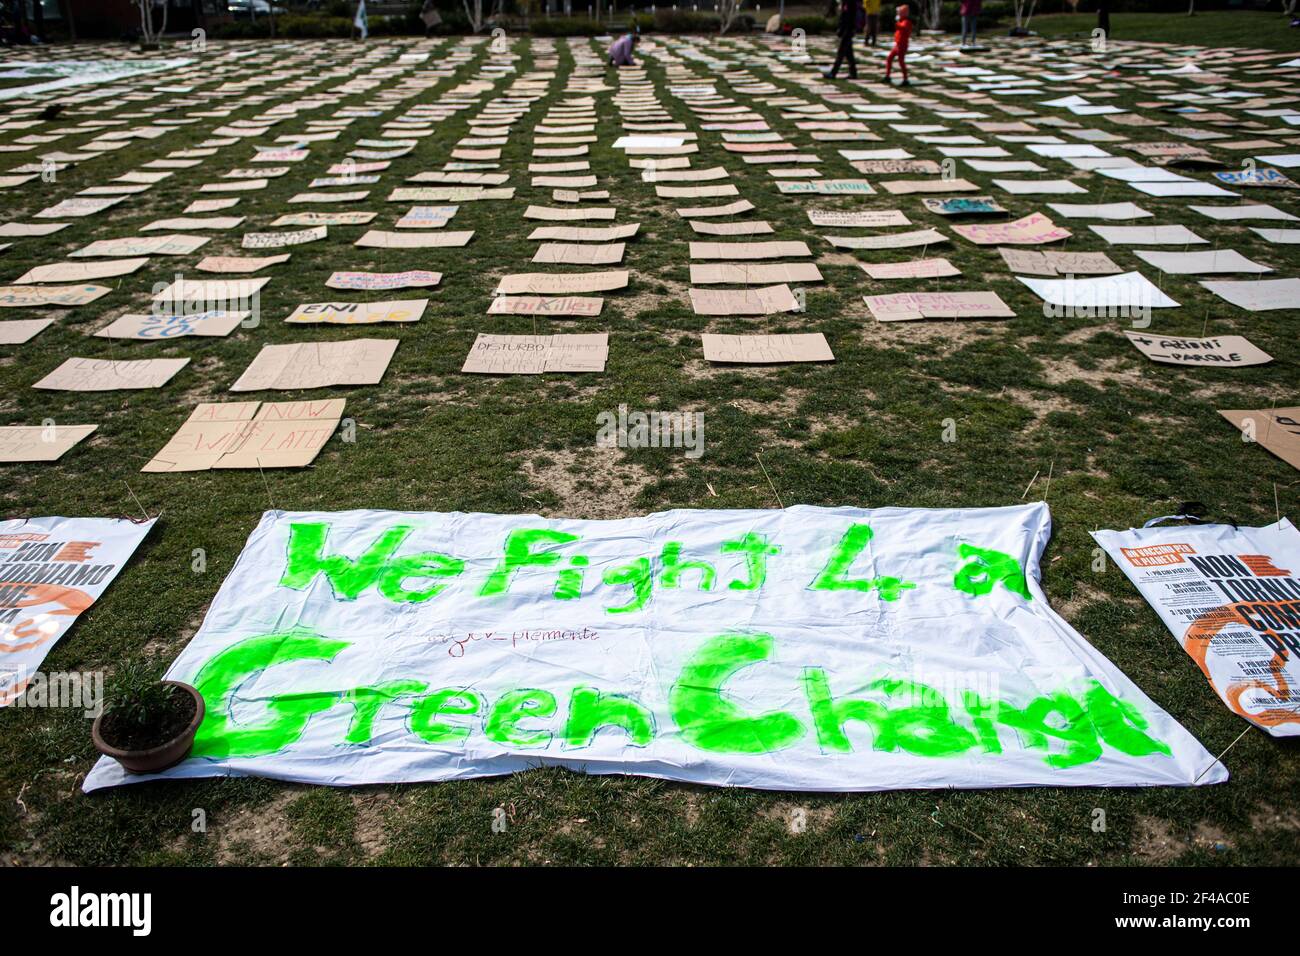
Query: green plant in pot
92 660 204 775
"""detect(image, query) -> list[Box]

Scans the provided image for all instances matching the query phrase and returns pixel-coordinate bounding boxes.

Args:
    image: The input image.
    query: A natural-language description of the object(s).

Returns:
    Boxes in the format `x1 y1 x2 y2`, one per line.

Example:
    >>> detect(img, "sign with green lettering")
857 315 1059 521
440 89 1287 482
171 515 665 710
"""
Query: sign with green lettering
84 505 1225 792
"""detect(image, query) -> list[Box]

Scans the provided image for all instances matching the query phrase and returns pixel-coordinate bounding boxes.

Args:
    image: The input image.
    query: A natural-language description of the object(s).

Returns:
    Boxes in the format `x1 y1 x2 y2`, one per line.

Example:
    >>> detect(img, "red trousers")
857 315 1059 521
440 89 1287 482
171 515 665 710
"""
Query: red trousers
884 44 908 79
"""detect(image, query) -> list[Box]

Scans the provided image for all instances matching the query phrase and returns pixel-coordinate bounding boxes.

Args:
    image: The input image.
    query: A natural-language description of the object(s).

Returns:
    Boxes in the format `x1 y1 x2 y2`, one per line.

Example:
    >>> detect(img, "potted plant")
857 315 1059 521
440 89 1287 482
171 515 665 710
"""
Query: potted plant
92 660 204 774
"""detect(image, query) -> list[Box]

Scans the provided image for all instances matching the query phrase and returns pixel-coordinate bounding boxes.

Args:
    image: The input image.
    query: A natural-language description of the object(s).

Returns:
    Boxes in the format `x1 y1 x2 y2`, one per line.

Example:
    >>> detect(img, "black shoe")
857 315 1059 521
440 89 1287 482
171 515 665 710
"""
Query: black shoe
901 79 911 86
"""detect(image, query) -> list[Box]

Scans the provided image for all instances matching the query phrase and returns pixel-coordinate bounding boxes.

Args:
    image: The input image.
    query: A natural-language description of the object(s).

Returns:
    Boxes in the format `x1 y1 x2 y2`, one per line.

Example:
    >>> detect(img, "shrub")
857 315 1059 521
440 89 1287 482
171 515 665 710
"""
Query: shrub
530 16 606 35
784 14 834 33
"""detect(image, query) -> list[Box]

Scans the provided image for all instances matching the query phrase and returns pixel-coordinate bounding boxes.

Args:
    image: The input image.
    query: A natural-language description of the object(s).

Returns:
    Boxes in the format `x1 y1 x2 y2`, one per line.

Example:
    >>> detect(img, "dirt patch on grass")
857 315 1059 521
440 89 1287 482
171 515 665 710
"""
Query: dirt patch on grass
213 788 299 865
1132 815 1235 862
518 445 662 519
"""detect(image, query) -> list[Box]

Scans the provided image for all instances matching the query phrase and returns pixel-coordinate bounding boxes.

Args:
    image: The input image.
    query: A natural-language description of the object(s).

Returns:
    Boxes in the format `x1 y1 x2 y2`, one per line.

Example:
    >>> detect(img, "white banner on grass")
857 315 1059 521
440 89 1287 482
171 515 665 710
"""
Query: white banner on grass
85 505 1224 791
1093 519 1300 737
1 517 155 707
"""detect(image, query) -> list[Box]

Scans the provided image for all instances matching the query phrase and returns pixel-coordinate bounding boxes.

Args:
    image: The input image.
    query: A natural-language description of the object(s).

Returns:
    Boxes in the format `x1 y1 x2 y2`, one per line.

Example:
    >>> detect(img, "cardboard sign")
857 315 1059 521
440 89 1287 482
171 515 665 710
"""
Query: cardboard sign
689 241 811 261
953 213 1071 246
998 249 1121 276
676 199 755 218
532 242 624 265
197 255 291 274
0 424 96 463
1124 331 1272 367
285 300 428 325
827 229 947 251
325 271 442 292
0 284 109 308
864 291 1016 322
143 400 345 472
14 258 148 285
270 212 376 227
34 357 189 391
396 206 459 229
527 224 640 242
524 205 617 222
242 226 327 249
143 216 244 232
1219 407 1300 471
231 339 398 392
462 333 608 375
807 210 910 228
71 234 209 258
495 271 629 295
689 285 800 316
95 311 248 340
1093 520 1300 735
702 333 833 364
690 263 824 285
860 259 961 280
487 296 603 317
880 178 980 195
922 196 1007 216
777 180 875 195
0 318 54 344
355 230 473 249
0 517 154 708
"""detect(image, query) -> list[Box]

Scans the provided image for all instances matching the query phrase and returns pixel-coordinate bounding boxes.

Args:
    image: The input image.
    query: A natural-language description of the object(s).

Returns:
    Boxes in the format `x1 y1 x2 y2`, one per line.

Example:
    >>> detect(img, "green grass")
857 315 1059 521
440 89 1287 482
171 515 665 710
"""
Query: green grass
0 28 1297 867
1031 9 1300 51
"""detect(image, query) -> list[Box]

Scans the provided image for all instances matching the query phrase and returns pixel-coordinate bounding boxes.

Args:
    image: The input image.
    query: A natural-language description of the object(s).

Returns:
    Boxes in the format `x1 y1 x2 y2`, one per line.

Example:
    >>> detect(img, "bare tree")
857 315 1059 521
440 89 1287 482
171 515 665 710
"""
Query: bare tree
719 0 745 33
1011 0 1037 31
137 0 170 48
463 0 504 32
922 0 943 32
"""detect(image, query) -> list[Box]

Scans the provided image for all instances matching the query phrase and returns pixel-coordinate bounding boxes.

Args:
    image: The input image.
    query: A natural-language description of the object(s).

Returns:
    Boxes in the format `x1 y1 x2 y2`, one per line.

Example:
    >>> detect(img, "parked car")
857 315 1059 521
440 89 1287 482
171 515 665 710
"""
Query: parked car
227 0 288 16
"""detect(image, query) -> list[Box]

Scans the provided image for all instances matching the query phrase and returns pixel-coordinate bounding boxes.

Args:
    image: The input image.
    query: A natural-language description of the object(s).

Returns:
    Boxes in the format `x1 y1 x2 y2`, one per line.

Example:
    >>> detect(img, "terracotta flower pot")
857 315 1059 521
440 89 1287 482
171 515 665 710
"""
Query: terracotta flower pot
92 681 205 775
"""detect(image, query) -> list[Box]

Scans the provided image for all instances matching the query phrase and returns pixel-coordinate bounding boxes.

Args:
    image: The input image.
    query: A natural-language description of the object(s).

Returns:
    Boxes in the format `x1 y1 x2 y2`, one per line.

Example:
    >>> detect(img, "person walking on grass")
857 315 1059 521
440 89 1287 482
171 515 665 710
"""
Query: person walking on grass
863 0 881 46
825 0 863 79
883 3 913 86
960 0 981 47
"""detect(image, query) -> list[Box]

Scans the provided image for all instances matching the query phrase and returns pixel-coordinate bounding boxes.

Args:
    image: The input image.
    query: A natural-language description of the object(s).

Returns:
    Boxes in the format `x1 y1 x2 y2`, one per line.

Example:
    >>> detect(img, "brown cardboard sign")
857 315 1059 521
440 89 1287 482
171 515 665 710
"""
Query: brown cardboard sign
71 234 209 258
94 311 248 340
953 213 1072 246
689 263 824 284
860 258 962 280
14 258 148 284
532 242 624 265
0 424 97 463
34 357 189 391
998 248 1121 276
487 296 604 317
495 271 629 295
0 284 110 308
0 318 54 343
701 333 834 364
142 399 345 472
1218 407 1300 471
689 284 800 316
826 229 948 250
231 339 399 392
689 241 811 260
355 230 473 249
197 254 291 274
1125 331 1272 367
863 291 1016 322
462 333 608 375
807 210 910 228
285 300 428 325
325 271 442 291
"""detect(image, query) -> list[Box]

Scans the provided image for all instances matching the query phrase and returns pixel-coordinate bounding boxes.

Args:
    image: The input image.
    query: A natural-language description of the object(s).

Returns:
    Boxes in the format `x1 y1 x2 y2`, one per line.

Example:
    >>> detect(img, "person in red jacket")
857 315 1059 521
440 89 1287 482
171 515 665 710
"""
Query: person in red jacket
883 4 913 86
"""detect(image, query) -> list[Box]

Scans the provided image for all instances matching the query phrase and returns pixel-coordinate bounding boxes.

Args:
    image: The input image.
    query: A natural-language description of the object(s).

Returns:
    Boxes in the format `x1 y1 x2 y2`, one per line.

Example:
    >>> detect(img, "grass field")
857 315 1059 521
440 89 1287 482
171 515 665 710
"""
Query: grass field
1031 9 1300 51
0 27 1297 867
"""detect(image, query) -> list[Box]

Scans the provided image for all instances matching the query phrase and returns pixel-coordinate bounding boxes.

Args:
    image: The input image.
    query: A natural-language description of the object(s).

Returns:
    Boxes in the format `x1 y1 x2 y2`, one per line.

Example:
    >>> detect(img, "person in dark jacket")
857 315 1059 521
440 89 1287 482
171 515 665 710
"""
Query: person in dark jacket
825 0 863 80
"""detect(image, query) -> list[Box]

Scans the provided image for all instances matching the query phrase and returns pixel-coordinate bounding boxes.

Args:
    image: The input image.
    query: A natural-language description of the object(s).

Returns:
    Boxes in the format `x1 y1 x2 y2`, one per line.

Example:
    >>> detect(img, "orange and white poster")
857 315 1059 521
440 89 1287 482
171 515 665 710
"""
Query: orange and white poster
0 517 154 707
1093 519 1300 736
